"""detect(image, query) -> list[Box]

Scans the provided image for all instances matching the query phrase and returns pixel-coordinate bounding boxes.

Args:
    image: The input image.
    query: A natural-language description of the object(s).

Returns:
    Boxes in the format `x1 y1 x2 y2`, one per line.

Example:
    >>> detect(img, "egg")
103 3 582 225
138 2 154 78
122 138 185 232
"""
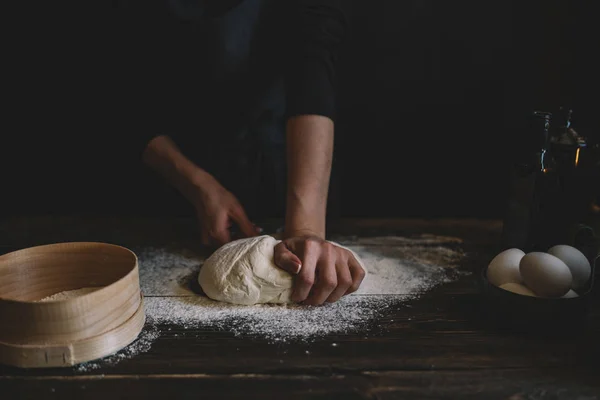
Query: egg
547 245 591 291
499 282 537 297
519 252 572 297
486 248 525 287
562 289 579 298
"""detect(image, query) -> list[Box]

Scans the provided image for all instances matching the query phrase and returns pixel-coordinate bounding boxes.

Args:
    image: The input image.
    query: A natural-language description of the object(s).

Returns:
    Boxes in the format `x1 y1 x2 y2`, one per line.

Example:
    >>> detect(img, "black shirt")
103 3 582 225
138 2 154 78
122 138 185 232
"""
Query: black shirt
112 0 348 154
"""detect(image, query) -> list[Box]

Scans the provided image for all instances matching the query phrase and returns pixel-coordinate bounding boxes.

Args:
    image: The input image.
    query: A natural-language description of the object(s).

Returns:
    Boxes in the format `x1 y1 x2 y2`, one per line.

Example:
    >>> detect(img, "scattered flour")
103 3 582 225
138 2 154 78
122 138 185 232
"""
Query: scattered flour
37 287 102 302
75 324 160 372
136 247 202 296
73 234 467 370
144 295 401 342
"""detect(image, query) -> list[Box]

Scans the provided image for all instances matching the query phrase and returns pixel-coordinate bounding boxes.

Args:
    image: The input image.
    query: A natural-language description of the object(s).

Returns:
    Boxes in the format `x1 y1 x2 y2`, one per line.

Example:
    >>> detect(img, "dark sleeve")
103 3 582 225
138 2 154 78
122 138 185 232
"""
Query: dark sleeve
285 0 348 121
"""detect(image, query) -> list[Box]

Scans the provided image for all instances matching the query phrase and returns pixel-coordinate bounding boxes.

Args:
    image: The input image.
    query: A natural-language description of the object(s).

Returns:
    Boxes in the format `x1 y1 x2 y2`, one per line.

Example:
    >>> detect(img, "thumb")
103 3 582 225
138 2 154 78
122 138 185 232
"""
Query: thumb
274 241 302 275
231 206 261 238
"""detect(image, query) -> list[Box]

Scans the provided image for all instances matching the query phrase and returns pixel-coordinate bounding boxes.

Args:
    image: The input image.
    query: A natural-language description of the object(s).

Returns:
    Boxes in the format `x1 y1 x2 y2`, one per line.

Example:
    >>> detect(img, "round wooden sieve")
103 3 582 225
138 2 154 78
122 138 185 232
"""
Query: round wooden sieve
0 242 145 368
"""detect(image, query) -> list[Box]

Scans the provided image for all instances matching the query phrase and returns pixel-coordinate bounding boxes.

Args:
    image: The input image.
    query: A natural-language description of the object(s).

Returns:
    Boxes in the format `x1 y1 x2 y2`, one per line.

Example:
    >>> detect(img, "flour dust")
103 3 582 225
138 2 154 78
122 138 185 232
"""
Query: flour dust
73 234 467 371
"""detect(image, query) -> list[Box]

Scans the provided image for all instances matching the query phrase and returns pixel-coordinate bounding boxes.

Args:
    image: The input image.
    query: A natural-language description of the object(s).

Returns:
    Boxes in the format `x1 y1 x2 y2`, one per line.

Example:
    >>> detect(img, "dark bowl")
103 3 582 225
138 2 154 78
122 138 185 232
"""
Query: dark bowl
478 247 599 334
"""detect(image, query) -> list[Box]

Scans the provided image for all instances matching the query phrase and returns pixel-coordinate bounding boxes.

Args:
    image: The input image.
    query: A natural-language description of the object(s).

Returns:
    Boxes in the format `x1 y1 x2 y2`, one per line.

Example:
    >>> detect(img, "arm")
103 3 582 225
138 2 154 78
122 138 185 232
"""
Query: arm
142 135 215 204
274 1 365 305
284 115 334 240
142 135 258 245
283 0 346 238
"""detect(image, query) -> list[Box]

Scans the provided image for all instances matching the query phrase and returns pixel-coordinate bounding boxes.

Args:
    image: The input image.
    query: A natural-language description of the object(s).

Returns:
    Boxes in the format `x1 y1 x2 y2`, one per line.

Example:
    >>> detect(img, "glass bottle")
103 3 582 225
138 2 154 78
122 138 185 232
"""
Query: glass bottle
550 107 600 257
500 110 562 252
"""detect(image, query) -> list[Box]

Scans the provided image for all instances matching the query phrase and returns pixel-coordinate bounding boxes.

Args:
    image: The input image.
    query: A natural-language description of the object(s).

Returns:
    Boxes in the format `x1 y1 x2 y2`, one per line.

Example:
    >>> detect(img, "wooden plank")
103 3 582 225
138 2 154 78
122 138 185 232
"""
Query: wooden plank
1 368 599 400
2 216 598 399
0 374 371 400
368 369 600 399
1 292 597 377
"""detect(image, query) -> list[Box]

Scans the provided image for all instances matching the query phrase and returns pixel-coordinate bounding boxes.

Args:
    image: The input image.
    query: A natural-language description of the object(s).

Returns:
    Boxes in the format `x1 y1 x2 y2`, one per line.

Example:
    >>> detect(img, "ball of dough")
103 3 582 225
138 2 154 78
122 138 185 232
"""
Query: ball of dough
199 235 291 305
198 235 366 305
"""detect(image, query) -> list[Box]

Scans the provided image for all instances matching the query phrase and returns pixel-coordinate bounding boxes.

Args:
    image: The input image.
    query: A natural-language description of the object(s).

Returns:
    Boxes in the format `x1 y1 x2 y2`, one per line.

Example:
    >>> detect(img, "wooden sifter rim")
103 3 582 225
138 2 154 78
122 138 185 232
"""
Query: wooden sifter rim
0 294 146 368
0 242 142 345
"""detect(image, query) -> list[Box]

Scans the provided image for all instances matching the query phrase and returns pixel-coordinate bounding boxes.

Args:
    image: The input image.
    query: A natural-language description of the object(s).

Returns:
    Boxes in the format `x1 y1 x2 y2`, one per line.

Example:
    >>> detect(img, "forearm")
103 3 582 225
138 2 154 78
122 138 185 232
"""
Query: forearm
142 135 215 202
284 115 334 239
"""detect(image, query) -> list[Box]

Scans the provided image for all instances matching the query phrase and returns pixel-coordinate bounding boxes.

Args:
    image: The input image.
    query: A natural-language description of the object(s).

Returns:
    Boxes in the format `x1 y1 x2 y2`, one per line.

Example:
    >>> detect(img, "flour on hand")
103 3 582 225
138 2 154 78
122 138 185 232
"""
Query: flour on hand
198 235 367 305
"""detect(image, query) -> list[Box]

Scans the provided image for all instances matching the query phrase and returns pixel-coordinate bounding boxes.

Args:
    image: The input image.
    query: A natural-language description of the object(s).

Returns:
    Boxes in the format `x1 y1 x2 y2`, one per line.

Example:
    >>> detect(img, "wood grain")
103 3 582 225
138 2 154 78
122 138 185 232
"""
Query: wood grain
1 369 599 400
0 216 598 398
0 297 145 369
0 242 144 368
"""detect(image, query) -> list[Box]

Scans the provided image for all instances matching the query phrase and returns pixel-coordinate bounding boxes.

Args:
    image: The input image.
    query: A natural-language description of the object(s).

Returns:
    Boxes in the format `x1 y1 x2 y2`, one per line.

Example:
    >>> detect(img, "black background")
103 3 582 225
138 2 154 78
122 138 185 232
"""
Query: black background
1 1 598 219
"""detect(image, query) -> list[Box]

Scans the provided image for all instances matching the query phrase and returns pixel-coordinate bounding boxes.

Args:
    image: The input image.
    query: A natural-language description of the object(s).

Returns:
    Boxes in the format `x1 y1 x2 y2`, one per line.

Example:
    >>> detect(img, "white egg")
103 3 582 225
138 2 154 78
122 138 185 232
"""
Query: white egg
519 252 572 297
562 289 579 298
499 282 537 297
486 248 525 287
547 245 591 291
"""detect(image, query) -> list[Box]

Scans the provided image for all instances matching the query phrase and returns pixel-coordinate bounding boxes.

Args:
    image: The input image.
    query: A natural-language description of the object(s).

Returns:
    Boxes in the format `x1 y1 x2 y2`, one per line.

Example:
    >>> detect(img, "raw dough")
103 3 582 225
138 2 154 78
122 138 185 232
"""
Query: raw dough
198 235 366 305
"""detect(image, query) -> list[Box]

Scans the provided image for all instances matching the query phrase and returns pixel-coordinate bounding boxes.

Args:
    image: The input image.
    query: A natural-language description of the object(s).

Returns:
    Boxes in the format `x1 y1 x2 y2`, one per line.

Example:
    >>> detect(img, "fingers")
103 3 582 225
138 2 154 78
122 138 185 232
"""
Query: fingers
230 206 260 238
273 241 302 274
303 245 338 305
288 239 365 305
345 254 366 295
291 240 319 303
326 260 353 303
209 213 231 246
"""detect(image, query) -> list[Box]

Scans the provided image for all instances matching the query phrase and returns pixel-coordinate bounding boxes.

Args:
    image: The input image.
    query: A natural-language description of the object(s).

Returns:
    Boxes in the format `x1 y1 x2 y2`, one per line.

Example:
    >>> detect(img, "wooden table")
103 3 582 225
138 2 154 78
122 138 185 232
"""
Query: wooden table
0 216 599 399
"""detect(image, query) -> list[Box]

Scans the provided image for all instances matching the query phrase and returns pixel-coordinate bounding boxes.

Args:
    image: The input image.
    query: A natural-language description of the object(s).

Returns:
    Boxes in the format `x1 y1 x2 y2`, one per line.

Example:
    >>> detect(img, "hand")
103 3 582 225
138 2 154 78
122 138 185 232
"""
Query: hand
188 176 260 247
141 135 261 246
274 236 366 305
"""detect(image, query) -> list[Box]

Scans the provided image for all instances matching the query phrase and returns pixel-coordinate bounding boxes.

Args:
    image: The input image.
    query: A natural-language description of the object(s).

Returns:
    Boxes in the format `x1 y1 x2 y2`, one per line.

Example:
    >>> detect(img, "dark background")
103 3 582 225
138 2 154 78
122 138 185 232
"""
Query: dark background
2 1 598 219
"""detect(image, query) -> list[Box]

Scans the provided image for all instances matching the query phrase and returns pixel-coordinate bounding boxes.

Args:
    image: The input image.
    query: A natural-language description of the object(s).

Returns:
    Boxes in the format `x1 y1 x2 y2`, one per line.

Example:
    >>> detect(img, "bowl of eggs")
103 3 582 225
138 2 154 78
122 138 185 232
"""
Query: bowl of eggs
480 243 598 331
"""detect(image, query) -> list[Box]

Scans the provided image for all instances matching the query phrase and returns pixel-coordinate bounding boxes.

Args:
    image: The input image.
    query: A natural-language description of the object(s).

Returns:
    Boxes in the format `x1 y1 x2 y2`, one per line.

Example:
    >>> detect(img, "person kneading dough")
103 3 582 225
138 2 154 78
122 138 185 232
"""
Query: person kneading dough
132 1 364 305
199 235 367 306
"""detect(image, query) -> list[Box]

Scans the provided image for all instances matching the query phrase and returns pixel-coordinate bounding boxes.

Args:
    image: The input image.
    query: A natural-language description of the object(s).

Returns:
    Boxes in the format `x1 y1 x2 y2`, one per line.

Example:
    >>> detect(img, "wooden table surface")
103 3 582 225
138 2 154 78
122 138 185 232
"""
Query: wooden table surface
0 216 599 399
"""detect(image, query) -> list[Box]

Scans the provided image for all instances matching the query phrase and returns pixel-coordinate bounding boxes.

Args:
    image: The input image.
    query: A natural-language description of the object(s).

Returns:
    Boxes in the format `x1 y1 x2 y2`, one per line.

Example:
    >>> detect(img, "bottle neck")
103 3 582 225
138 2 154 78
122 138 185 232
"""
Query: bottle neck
513 111 554 173
532 111 552 152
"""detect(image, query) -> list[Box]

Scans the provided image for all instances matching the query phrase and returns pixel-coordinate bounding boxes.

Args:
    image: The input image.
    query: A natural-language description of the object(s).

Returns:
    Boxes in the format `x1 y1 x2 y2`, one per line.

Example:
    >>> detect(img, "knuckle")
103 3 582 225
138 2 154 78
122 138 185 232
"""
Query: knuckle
305 239 320 252
299 275 315 287
322 277 337 290
338 275 353 288
356 267 366 280
320 241 333 250
322 242 336 258
274 241 285 253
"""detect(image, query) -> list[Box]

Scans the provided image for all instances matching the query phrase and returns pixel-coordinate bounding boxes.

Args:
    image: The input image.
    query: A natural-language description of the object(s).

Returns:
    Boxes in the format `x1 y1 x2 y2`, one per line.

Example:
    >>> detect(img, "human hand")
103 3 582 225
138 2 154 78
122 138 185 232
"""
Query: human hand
141 135 261 246
273 236 366 305
188 175 260 247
